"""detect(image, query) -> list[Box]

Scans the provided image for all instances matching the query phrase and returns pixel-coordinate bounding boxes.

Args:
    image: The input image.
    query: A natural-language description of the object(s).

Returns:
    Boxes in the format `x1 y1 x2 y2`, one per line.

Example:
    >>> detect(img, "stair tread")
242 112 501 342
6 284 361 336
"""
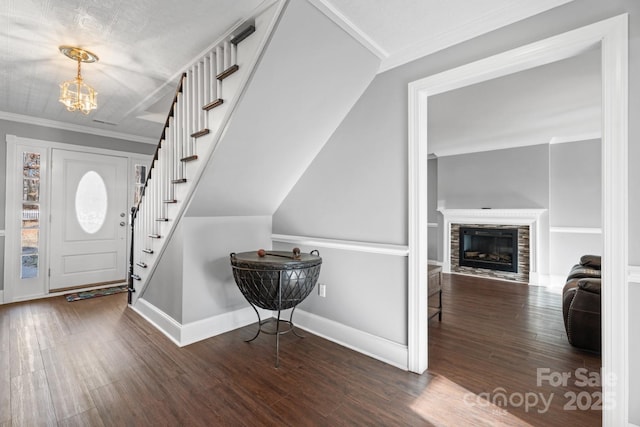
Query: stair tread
203 99 224 111
217 64 239 81
191 129 210 138
181 155 198 162
231 25 255 45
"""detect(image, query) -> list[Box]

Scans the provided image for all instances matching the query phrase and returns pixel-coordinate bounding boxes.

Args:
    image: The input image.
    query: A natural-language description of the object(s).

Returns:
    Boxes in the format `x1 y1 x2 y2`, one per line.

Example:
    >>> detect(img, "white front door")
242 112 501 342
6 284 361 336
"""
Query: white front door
50 150 128 290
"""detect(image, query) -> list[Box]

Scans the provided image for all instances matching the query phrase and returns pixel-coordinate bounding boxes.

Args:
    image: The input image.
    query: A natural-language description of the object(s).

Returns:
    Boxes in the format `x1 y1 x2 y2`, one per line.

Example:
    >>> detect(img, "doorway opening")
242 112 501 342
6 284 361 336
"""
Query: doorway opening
407 14 628 423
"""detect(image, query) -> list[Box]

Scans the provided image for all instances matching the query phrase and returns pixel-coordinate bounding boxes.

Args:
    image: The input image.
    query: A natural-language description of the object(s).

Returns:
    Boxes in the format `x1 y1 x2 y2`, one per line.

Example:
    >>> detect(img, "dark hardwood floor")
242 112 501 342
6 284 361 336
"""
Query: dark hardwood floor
429 274 601 426
0 274 601 426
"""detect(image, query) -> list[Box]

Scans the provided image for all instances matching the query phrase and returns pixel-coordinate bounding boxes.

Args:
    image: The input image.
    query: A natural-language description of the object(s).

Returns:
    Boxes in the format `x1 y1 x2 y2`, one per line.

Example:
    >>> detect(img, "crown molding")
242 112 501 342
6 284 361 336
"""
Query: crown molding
431 130 600 159
306 0 388 60
378 0 575 73
549 132 601 144
308 0 575 73
0 111 156 144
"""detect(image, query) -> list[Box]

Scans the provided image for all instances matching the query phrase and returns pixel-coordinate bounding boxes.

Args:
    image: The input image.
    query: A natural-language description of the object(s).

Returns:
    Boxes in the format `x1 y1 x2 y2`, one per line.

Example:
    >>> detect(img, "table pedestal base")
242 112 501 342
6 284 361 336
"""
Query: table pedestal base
245 304 304 367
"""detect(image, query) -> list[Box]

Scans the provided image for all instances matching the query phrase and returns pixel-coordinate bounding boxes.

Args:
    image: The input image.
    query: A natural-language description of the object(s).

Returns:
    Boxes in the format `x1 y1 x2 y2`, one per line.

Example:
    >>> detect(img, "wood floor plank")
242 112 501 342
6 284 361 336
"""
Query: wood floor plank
57 408 105 427
9 326 44 377
41 347 96 421
0 276 602 426
429 274 601 426
10 369 57 426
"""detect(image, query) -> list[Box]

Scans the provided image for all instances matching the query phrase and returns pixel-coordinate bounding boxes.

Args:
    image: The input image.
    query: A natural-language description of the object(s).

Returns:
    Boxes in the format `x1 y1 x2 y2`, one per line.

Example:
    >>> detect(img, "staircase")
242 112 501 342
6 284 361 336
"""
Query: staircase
127 0 380 344
128 3 285 304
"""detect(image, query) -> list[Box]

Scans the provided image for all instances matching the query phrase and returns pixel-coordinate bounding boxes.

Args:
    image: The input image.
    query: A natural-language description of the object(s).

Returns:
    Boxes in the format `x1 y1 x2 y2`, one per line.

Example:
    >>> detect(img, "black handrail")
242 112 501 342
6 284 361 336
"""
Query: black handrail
128 73 186 303
128 206 136 304
133 72 187 220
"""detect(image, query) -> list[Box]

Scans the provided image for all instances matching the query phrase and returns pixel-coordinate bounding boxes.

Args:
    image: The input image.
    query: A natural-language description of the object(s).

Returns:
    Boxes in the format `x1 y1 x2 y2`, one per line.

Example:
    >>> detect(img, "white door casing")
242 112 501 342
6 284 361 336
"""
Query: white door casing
3 141 49 301
408 14 628 426
50 149 128 290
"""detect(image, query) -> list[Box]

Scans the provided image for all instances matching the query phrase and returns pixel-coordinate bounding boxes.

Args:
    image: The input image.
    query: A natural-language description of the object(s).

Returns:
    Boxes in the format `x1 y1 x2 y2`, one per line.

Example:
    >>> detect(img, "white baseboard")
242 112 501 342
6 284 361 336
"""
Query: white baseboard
131 298 183 346
530 272 558 287
131 298 271 347
131 298 407 370
442 261 451 273
0 290 4 304
546 274 568 288
293 309 408 370
180 306 271 346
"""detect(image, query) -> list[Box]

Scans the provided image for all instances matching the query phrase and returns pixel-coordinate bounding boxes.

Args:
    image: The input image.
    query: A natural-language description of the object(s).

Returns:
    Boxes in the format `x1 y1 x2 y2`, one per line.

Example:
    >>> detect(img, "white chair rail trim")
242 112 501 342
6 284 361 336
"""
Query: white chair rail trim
550 227 602 234
628 266 640 284
271 234 409 257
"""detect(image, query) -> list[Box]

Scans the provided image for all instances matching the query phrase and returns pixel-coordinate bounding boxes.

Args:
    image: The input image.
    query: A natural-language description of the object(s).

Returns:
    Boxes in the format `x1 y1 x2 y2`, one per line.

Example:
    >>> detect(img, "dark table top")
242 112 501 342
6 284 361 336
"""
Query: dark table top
230 250 322 269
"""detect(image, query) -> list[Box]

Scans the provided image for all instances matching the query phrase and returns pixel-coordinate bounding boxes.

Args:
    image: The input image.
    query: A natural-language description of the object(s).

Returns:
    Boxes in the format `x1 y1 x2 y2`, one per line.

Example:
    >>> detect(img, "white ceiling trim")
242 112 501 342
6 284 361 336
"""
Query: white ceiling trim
431 138 547 158
0 111 157 144
377 0 575 73
307 0 389 59
549 132 601 144
431 132 601 159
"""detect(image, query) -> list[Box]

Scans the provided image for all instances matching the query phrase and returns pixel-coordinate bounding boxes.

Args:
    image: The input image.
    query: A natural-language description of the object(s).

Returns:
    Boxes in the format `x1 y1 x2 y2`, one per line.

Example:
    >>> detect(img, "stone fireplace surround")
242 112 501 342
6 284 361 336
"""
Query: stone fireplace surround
438 209 547 284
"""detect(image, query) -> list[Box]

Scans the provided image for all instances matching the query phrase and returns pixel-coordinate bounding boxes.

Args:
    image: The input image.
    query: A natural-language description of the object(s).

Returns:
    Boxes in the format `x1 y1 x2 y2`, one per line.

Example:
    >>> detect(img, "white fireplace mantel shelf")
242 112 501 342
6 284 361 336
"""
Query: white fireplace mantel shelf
437 208 547 225
437 208 548 284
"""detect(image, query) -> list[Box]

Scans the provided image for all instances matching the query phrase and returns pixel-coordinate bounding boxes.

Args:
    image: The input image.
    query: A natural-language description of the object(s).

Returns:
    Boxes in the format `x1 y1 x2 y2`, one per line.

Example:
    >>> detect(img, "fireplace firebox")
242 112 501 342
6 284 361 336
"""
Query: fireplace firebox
459 227 518 273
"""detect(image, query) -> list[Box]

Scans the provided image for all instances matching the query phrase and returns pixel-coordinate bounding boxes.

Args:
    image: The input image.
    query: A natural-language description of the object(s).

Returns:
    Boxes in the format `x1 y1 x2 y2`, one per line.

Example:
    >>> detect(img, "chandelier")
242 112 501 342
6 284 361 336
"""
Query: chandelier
58 46 99 114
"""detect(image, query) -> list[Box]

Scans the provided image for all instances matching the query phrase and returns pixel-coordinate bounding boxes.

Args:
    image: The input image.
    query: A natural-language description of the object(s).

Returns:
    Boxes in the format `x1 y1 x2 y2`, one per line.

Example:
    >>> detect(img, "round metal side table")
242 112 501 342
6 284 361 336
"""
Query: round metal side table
230 249 322 367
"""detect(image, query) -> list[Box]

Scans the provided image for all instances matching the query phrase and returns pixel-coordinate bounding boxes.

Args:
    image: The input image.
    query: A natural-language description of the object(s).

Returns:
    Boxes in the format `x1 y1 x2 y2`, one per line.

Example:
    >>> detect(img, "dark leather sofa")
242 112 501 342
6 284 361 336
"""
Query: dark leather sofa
562 255 601 353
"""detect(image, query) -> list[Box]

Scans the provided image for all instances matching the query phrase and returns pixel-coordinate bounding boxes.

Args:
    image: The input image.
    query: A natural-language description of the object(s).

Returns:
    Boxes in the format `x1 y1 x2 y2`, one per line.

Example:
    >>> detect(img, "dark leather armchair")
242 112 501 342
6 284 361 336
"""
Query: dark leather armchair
562 255 601 353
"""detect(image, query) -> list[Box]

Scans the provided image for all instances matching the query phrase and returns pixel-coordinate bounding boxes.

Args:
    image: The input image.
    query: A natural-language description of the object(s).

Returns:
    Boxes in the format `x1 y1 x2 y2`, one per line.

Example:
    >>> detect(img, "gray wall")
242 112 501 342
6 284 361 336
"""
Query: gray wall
549 139 601 228
427 158 441 261
273 0 639 419
143 221 184 322
181 216 272 324
437 144 550 210
549 139 602 277
272 241 408 344
1 119 155 291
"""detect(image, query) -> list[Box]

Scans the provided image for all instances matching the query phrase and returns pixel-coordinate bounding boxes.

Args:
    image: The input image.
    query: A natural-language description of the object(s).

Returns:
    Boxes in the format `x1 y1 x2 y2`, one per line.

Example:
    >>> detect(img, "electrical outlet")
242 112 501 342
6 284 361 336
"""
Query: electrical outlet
318 283 326 298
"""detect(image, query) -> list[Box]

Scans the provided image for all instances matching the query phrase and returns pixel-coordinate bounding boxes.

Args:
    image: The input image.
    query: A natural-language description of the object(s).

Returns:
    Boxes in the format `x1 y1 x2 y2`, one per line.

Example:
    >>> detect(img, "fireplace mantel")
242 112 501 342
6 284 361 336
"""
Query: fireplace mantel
437 208 547 224
437 208 548 284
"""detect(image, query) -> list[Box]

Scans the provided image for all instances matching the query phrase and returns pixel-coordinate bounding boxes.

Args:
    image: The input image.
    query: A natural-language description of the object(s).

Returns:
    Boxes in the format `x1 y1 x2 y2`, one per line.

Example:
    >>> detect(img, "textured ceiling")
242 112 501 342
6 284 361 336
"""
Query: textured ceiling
0 0 575 144
0 0 266 142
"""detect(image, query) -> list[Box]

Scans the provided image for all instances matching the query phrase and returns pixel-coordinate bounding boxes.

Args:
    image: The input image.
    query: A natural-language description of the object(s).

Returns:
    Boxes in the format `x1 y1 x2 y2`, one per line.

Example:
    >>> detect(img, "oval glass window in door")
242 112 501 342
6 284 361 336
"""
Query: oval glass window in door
75 171 108 234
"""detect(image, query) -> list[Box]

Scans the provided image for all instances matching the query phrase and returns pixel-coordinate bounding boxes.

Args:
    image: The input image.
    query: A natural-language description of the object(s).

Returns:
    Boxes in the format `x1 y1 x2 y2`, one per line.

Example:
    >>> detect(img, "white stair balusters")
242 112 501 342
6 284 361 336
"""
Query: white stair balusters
129 26 256 302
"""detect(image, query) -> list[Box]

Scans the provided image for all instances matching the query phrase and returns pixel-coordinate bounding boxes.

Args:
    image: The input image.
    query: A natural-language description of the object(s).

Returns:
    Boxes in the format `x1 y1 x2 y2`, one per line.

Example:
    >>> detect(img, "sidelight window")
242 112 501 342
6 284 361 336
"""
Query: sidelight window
21 152 40 278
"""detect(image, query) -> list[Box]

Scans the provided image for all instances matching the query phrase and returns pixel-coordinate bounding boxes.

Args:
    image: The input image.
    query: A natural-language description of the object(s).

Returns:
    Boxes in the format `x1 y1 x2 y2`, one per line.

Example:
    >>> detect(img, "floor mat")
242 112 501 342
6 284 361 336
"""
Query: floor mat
65 285 128 302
